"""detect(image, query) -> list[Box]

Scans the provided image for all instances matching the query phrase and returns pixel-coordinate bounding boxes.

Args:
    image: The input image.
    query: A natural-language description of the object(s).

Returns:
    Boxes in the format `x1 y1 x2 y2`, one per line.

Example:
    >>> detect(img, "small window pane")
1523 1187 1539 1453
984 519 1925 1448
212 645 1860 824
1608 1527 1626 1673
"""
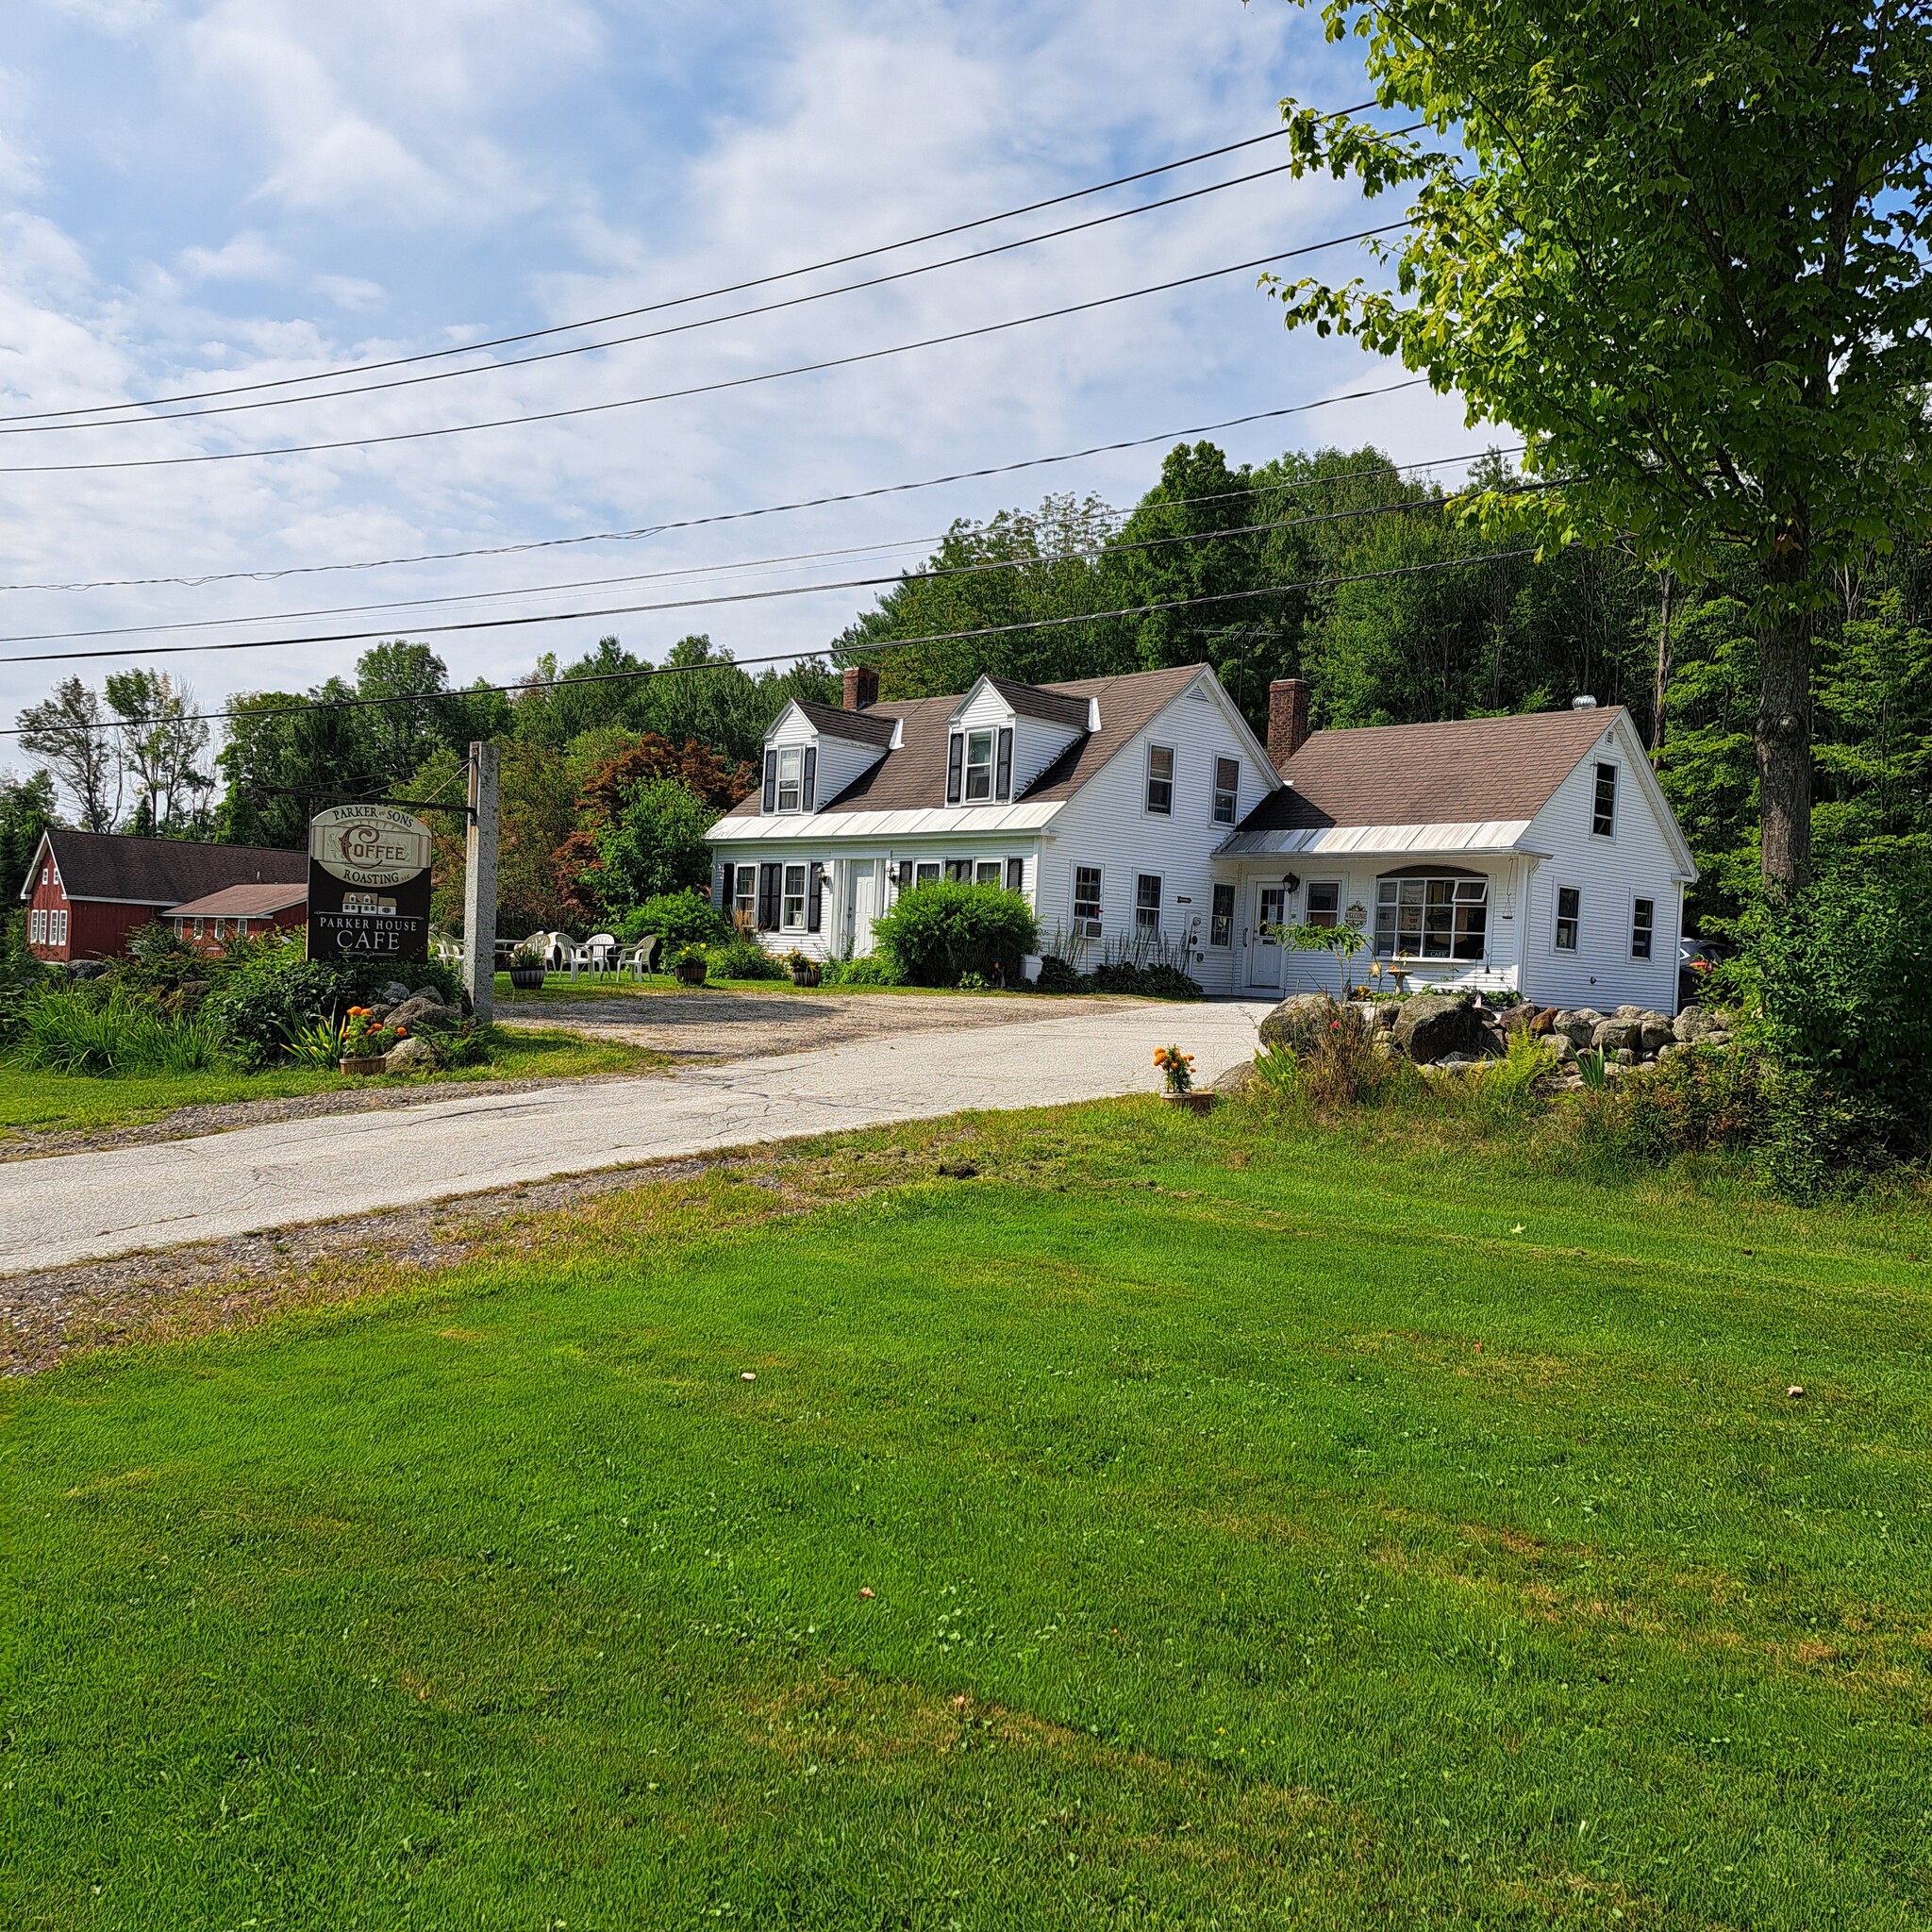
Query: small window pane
734 868 756 921
1209 881 1235 948
1306 881 1341 929
1212 757 1239 824
975 860 1002 886
1631 897 1655 960
1556 885 1580 952
1074 865 1103 936
1135 874 1162 934
783 862 807 927
1591 762 1617 837
1146 745 1174 815
965 730 995 801
916 862 941 886
777 746 803 812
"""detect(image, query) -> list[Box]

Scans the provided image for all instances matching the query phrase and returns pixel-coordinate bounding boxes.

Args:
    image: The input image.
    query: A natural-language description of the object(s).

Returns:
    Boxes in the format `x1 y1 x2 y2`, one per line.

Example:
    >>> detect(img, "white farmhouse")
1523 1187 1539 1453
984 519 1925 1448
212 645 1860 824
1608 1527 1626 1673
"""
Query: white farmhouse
708 663 1697 1011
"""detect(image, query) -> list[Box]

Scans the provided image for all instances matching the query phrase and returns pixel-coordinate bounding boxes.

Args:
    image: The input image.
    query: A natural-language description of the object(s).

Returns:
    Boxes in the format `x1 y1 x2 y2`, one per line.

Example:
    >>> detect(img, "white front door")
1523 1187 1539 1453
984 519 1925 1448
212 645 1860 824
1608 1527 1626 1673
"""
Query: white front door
847 860 877 956
1246 884 1285 991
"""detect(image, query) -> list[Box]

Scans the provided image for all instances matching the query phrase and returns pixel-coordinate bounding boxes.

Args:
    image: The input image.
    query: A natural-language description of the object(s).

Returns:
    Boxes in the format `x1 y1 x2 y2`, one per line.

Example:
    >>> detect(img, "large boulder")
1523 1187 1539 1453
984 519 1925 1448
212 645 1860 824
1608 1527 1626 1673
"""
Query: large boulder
1258 992 1341 1055
388 992 448 1030
379 980 411 1006
1592 1017 1644 1054
1554 1008 1603 1048
1638 1018 1674 1057
383 1034 440 1074
1391 992 1487 1063
1210 1060 1261 1096
1674 1005 1724 1043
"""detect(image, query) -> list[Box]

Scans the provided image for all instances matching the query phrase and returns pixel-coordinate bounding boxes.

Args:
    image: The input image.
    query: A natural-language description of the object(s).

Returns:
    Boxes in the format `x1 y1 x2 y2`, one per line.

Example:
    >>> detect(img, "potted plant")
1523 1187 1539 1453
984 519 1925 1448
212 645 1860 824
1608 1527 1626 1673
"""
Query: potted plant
671 942 709 988
339 1006 403 1074
1155 1043 1213 1113
508 941 547 991
786 948 821 988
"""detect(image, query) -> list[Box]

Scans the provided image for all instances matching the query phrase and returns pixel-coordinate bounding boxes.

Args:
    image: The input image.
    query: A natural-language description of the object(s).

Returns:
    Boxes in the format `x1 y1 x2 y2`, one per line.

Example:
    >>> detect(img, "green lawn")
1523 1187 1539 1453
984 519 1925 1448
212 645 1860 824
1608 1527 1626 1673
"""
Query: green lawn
0 1026 663 1137
3 1102 1929 1927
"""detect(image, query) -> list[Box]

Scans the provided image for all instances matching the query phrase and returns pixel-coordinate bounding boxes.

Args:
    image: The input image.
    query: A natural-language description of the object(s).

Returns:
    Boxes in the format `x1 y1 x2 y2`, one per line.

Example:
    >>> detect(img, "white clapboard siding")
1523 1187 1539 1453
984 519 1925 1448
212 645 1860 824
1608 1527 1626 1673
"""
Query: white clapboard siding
766 702 887 808
1041 675 1270 996
1520 710 1692 1013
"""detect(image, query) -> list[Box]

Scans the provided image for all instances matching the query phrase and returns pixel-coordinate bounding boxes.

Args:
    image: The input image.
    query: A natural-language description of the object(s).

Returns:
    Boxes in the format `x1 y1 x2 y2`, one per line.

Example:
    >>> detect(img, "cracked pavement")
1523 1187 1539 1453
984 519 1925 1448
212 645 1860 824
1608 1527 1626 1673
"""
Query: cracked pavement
0 1003 1269 1274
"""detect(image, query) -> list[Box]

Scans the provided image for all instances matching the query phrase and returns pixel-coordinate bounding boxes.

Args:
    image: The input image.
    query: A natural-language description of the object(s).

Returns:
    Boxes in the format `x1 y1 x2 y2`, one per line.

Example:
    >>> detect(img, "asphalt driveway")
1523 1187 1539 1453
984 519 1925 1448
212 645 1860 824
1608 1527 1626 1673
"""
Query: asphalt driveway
0 1002 1269 1274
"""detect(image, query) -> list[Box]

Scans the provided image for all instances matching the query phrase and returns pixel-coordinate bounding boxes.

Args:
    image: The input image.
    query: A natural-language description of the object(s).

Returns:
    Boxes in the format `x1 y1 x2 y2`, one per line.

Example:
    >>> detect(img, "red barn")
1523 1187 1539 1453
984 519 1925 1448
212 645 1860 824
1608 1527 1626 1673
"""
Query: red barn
20 830 308 964
164 882 309 955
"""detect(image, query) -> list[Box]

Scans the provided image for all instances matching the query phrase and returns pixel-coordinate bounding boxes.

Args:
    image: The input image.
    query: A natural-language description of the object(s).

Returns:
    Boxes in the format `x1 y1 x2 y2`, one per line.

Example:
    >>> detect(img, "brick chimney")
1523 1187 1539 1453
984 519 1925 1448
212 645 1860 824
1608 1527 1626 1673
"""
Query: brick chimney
1267 677 1311 771
842 665 879 711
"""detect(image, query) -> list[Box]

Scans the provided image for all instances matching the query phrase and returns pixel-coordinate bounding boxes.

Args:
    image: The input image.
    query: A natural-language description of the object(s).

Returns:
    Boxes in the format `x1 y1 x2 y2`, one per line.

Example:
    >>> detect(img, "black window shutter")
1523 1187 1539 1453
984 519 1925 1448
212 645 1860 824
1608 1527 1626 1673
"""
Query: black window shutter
946 732 964 804
758 862 781 931
762 749 777 813
995 726 1013 800
719 861 734 908
802 746 816 812
807 861 824 933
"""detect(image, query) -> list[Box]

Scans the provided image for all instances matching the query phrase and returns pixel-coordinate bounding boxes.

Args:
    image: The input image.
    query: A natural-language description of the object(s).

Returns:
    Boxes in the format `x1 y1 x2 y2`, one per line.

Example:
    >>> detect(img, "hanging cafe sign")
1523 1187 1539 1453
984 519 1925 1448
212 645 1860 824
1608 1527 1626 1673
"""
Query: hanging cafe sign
308 804 435 963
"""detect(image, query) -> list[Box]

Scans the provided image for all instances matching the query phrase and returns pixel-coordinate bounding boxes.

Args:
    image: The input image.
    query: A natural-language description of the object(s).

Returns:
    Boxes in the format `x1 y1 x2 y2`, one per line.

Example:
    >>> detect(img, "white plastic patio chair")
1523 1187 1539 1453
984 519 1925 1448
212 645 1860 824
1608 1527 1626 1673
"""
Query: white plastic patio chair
586 932 618 975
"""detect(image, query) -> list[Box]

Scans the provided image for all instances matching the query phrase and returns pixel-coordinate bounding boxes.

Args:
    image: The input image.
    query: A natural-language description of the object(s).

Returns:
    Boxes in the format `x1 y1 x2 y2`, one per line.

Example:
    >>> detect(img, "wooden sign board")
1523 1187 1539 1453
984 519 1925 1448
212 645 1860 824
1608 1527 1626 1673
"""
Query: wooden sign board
308 804 435 965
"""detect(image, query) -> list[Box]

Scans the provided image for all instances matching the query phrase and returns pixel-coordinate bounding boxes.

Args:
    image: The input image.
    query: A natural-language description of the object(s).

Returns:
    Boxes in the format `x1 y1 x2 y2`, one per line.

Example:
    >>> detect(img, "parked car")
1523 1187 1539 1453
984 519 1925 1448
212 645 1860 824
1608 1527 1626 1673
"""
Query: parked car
1678 934 1728 1009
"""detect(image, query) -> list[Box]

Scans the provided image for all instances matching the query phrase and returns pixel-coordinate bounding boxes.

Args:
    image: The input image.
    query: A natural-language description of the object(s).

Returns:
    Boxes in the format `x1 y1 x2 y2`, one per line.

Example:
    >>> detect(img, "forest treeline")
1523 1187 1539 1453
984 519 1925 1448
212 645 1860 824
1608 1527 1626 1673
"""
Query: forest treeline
6 441 1929 938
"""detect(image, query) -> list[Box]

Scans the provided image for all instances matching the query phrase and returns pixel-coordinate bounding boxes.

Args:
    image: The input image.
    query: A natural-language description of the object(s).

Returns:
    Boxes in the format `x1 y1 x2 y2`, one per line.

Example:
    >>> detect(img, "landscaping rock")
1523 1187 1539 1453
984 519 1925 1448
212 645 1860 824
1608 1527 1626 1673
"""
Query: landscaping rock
1391 992 1487 1063
1556 1008 1602 1047
1592 1017 1643 1054
408 986 445 1007
388 994 447 1030
1432 1051 1482 1070
380 981 411 1006
382 1035 440 1074
1550 1034 1577 1064
1258 992 1340 1055
1210 1061 1261 1096
1639 1019 1674 1057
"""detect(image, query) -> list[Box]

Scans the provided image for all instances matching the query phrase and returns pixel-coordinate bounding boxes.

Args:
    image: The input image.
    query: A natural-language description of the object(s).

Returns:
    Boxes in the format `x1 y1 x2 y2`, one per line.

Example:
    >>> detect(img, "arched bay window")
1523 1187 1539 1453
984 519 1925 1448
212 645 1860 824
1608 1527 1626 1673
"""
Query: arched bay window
1374 867 1489 960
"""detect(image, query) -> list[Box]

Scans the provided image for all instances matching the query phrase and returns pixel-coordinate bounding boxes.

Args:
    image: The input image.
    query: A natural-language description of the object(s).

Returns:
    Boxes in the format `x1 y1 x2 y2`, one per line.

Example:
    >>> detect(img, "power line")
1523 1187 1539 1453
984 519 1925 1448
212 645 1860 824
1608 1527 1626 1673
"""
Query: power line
0 225 1412 475
5 156 1336 438
0 478 1549 656
0 392 1498 596
0 109 1383 427
0 549 1537 739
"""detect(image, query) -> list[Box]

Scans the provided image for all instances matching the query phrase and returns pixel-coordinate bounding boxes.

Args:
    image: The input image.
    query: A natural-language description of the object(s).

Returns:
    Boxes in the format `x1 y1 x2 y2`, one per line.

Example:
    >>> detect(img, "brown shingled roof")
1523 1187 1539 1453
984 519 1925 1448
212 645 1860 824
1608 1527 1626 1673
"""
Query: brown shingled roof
164 882 308 920
30 829 308 905
1239 706 1625 832
715 663 1209 819
791 697 898 747
979 675 1091 730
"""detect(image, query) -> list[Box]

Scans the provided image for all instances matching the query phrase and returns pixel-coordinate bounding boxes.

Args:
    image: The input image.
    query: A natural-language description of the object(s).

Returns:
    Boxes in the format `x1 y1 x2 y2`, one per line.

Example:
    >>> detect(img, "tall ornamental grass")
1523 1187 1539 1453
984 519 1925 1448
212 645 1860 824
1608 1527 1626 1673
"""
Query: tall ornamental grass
11 989 227 1076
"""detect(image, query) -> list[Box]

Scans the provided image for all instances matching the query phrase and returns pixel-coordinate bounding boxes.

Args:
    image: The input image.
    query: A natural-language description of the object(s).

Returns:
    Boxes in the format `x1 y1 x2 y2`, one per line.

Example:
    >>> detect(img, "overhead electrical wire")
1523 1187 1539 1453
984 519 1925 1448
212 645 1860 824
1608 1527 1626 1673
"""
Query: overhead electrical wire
0 107 1390 427
0 478 1553 657
0 225 1413 476
6 154 1393 438
0 393 1508 596
0 548 1536 738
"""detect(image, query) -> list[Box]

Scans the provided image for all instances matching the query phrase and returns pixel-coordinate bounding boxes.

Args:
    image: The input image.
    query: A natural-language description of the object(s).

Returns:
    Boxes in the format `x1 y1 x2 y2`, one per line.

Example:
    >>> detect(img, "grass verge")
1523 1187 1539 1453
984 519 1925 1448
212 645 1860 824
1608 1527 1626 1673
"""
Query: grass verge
0 1026 664 1137
3 1099 1929 1927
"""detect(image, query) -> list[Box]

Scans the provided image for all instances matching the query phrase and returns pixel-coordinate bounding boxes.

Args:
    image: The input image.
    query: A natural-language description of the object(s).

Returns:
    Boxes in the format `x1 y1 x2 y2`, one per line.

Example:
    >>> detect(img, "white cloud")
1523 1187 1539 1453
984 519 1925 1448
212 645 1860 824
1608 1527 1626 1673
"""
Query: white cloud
177 229 286 283
312 273 385 312
40 0 164 34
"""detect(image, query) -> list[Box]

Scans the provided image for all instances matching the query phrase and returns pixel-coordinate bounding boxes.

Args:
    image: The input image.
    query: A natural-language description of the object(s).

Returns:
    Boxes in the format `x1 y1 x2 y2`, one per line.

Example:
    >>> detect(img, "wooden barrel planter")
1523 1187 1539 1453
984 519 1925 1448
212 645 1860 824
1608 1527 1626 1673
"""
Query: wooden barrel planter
340 1056 388 1076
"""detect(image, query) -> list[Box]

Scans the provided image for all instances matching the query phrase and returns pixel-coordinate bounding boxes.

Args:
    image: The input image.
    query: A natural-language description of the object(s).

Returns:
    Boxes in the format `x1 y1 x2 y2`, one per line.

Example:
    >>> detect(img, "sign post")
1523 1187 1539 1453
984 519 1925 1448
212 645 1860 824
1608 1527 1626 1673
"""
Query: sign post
461 741 500 1024
308 804 434 968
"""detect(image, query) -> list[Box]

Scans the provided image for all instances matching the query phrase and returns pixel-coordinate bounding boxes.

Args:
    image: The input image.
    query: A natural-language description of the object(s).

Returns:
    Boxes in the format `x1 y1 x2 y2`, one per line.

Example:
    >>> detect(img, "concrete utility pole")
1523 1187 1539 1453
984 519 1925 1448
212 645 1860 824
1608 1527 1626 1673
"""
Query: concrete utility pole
462 740 500 1024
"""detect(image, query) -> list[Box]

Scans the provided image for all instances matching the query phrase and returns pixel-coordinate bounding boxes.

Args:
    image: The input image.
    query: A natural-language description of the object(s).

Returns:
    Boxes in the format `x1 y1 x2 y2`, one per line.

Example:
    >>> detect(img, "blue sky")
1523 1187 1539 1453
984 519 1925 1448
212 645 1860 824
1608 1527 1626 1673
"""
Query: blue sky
0 0 1480 751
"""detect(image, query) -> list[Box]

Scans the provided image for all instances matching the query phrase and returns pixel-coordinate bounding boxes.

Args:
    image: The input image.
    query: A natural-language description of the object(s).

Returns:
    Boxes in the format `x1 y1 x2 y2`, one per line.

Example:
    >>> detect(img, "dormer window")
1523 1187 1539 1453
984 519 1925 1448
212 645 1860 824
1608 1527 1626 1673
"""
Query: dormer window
946 724 1014 804
965 730 994 801
762 743 816 814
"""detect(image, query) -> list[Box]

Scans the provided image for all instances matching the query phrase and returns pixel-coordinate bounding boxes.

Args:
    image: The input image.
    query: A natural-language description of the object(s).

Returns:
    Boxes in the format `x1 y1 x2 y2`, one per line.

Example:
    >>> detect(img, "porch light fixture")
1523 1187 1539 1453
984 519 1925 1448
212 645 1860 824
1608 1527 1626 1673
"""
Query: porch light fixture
1282 873 1301 892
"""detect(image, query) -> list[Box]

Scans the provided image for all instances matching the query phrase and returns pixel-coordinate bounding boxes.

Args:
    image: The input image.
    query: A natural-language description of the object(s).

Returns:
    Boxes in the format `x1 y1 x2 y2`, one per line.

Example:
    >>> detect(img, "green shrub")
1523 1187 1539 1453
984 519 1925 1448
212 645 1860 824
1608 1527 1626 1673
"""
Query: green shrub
617 890 729 950
829 954 904 988
871 882 1038 988
12 988 226 1075
1736 866 1932 1191
1091 958 1205 1000
202 941 465 1066
1031 954 1086 994
708 937 786 981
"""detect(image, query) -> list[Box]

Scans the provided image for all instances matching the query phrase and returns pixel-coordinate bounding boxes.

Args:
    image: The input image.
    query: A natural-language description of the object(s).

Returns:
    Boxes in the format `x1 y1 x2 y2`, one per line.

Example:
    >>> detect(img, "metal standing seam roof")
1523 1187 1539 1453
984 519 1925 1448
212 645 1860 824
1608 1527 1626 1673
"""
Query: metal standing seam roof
23 829 309 905
1234 706 1628 835
714 662 1209 825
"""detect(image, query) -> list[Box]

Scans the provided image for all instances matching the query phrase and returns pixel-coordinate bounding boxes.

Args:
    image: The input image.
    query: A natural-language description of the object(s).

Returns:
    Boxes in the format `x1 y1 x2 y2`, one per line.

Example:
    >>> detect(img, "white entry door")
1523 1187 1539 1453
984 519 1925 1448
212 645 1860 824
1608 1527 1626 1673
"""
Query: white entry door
1246 884 1286 991
847 860 878 955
